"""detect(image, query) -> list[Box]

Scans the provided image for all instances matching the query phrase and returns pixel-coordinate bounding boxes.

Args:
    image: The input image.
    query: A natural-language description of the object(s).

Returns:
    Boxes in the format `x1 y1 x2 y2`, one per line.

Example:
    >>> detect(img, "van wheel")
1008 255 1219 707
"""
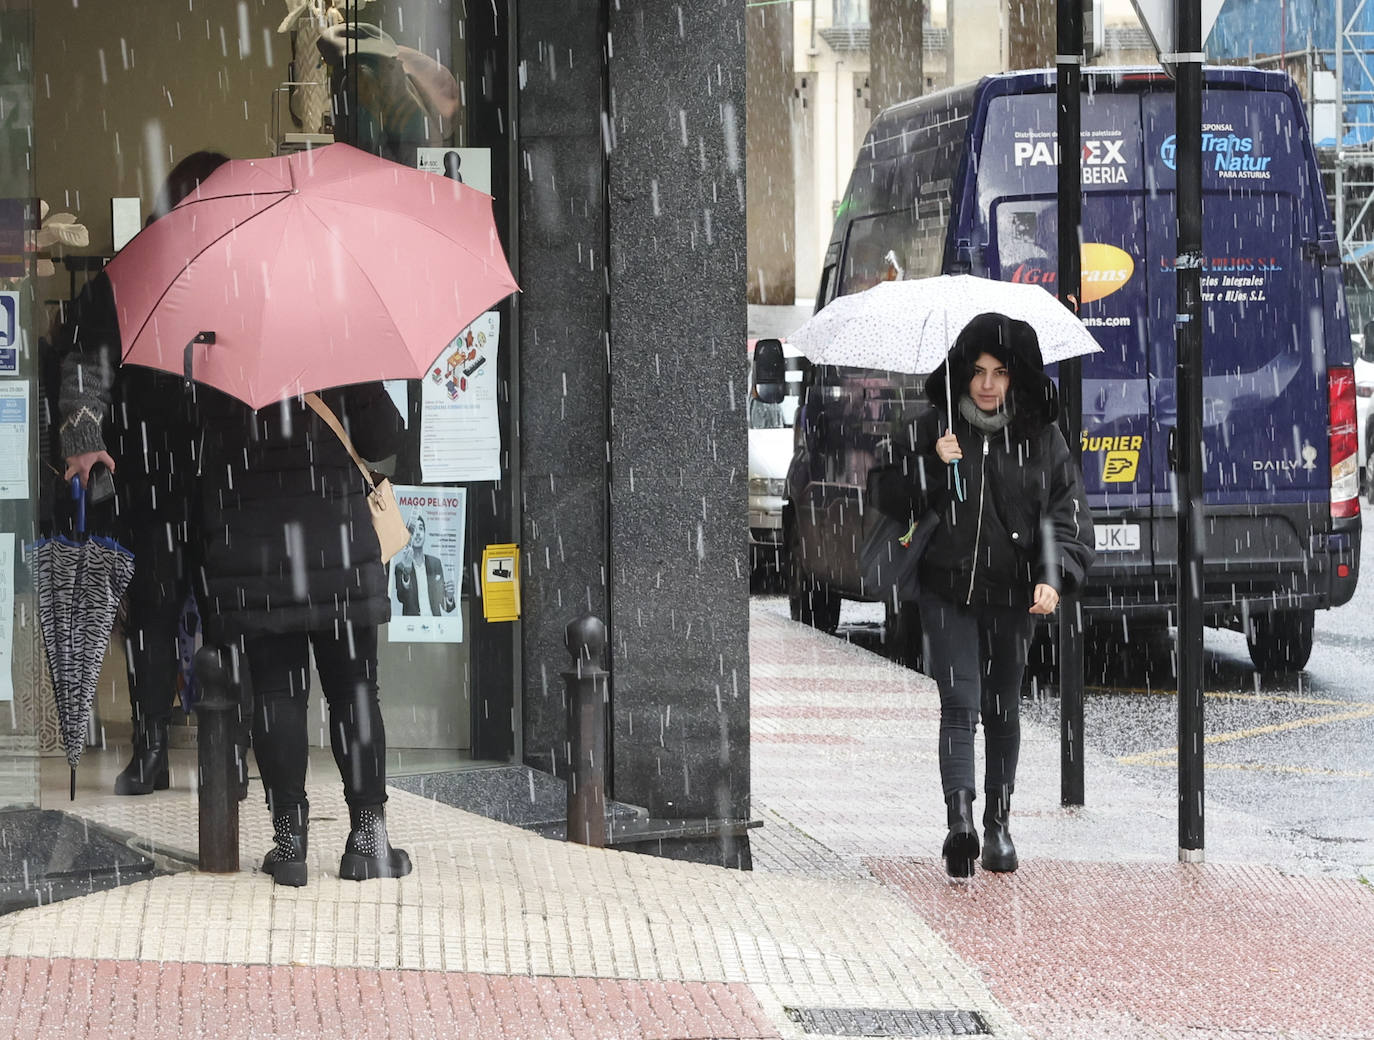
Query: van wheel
1245 609 1315 673
787 526 840 632
884 599 925 672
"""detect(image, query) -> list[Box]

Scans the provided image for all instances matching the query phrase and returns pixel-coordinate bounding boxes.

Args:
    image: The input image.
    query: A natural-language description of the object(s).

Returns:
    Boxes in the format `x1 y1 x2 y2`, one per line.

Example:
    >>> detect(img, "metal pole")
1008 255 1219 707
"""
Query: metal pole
192 646 241 873
563 616 609 847
1174 0 1206 862
1336 0 1347 268
1056 0 1086 807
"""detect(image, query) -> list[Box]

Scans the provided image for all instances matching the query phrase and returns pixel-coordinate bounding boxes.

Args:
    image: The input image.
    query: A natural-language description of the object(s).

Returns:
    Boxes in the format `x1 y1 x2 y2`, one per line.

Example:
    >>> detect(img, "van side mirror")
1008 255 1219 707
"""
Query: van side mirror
752 338 787 405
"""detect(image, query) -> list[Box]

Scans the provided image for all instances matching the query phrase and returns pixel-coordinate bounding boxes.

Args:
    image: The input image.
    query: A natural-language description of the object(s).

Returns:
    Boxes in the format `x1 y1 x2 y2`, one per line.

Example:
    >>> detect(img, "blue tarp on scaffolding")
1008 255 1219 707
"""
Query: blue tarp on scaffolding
1208 0 1374 147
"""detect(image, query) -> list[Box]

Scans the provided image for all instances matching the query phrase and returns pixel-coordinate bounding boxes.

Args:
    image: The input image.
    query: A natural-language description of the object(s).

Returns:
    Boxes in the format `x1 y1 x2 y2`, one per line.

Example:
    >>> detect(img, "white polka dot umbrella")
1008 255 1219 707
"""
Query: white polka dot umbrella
787 274 1104 374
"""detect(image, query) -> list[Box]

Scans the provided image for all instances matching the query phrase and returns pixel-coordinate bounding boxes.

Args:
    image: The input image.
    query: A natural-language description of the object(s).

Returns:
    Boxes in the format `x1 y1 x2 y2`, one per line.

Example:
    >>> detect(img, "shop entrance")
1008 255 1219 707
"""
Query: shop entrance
28 0 519 776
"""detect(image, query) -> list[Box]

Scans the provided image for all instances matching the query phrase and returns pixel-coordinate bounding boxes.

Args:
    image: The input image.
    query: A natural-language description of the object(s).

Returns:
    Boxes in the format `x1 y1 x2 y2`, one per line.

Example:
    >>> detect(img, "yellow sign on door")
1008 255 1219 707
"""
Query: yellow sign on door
480 543 521 622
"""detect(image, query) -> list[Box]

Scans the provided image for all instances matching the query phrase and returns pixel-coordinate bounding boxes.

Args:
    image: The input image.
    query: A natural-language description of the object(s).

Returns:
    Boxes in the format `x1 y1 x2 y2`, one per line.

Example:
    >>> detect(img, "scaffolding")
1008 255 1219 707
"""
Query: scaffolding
1219 1 1374 321
1334 0 1374 322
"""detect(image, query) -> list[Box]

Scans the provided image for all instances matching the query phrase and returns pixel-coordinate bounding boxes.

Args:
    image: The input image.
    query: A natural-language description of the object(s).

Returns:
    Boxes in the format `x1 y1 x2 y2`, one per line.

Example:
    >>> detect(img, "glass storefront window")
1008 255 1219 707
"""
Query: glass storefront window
9 0 518 795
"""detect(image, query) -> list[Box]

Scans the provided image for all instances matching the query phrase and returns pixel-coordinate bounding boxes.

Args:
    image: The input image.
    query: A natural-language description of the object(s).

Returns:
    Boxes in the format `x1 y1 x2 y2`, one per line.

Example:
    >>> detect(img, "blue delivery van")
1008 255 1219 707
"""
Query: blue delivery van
784 66 1361 673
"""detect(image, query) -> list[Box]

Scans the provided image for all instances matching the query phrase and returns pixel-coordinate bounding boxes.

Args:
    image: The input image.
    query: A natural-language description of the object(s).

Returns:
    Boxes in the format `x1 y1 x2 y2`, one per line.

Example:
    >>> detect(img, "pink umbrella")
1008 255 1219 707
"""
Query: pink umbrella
106 143 518 409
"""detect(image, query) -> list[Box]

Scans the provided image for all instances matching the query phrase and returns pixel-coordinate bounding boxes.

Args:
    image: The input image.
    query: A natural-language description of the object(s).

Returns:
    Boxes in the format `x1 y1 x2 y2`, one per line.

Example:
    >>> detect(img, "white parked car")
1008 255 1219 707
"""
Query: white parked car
747 339 802 585
1356 332 1374 499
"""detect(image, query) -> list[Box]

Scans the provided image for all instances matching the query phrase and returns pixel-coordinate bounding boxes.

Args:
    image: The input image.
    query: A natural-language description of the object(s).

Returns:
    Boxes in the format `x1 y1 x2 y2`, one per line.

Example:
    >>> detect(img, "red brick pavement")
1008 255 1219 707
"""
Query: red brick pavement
869 857 1374 1040
0 957 781 1040
753 706 938 721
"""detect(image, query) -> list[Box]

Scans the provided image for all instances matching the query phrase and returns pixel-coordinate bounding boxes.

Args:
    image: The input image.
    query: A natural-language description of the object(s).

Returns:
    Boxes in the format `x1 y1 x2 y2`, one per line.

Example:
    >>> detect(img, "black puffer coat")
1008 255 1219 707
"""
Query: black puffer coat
872 313 1095 610
193 383 405 643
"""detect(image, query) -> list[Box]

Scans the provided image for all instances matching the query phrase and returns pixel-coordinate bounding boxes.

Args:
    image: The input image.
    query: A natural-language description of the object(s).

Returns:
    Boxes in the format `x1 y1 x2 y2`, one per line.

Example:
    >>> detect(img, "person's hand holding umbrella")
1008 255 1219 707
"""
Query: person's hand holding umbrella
63 450 115 489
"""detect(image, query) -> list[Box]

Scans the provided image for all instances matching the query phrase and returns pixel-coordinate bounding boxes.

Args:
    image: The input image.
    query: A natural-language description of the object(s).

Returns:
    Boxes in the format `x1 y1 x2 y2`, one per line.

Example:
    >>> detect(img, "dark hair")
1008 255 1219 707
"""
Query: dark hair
933 312 1056 439
149 151 231 223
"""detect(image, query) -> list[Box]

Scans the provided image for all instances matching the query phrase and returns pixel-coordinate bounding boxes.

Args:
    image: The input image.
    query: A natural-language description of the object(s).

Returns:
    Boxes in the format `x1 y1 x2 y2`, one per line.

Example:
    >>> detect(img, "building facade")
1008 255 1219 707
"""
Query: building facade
0 0 751 867
775 1 1155 303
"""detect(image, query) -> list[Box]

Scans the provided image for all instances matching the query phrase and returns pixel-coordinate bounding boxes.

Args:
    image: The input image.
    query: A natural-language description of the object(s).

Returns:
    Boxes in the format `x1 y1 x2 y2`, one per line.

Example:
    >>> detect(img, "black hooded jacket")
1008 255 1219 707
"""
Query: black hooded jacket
193 383 405 643
871 313 1095 609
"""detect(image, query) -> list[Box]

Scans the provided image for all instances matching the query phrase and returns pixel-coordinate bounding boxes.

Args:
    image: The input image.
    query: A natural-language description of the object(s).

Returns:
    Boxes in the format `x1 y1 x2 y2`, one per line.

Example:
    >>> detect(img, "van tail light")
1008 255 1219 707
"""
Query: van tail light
1329 366 1360 519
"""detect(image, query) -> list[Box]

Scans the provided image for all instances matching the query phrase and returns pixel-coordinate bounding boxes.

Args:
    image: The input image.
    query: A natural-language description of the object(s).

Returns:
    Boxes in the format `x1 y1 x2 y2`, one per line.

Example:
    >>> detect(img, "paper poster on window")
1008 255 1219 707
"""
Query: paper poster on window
0 381 29 499
0 533 12 701
419 312 501 483
0 291 19 374
387 485 467 643
415 147 491 194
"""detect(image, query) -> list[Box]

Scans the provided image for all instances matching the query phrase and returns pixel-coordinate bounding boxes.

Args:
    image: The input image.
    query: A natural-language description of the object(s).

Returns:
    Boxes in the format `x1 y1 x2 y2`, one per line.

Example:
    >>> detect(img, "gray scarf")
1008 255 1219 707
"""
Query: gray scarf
958 394 1012 435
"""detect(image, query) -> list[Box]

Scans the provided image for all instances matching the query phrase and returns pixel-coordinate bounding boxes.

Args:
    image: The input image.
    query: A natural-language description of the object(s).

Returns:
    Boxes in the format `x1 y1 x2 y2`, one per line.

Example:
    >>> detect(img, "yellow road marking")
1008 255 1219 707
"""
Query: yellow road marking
1087 685 1367 709
1118 704 1374 766
1124 760 1374 779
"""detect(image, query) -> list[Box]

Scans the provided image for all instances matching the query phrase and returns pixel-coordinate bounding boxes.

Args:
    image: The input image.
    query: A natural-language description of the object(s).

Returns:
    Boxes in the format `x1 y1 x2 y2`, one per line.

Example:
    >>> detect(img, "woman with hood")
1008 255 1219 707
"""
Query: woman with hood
872 312 1094 878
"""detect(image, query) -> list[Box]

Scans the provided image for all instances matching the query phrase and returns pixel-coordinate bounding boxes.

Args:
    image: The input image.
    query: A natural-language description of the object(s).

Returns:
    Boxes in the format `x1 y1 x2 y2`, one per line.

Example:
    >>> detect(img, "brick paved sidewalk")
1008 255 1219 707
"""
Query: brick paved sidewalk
749 599 1374 1040
4 600 1369 1039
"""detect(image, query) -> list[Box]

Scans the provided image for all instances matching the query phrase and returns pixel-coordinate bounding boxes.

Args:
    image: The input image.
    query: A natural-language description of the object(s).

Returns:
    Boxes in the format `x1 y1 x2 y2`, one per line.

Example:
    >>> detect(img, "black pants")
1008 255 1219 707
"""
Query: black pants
918 591 1034 801
118 503 193 726
111 390 197 728
243 625 388 816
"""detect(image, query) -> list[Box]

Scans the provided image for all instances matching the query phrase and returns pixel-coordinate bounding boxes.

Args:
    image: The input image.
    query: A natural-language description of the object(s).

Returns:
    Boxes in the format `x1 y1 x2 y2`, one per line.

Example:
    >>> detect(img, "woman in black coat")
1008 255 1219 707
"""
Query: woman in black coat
873 312 1094 878
194 382 410 886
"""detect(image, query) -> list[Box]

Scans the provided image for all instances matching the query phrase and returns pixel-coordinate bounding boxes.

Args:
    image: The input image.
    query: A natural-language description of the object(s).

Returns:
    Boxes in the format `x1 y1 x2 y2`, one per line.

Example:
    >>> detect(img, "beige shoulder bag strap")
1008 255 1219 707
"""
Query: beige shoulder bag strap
303 392 410 563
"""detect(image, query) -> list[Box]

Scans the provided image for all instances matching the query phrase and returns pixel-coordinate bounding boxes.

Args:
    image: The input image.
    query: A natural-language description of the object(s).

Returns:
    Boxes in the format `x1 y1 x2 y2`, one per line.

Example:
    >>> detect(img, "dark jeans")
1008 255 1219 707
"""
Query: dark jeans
243 625 388 816
917 591 1034 801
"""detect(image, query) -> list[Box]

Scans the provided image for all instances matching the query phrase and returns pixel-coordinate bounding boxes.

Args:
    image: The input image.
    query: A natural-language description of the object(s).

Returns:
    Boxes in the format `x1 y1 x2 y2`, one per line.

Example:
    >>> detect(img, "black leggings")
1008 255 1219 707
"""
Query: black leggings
918 592 1033 801
243 625 388 816
119 505 192 725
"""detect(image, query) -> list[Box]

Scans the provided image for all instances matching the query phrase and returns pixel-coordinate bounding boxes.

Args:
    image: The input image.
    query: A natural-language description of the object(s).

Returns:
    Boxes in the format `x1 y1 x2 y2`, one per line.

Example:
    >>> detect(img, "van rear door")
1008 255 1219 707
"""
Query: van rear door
1142 85 1330 571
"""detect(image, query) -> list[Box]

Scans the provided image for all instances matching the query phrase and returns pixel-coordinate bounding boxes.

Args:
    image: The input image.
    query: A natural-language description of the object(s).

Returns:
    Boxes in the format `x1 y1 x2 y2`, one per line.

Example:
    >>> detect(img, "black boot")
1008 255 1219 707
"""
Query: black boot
981 790 1018 873
942 789 979 878
113 715 170 795
339 804 412 881
262 804 309 887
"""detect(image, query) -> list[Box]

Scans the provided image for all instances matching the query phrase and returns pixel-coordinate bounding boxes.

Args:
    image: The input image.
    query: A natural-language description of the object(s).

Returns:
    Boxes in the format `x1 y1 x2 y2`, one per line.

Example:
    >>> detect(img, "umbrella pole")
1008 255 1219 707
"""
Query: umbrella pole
944 319 965 501
70 767 75 801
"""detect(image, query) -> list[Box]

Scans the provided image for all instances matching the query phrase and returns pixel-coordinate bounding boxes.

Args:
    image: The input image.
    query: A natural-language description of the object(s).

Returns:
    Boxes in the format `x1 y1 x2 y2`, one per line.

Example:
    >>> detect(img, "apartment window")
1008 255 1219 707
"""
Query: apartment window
833 0 869 28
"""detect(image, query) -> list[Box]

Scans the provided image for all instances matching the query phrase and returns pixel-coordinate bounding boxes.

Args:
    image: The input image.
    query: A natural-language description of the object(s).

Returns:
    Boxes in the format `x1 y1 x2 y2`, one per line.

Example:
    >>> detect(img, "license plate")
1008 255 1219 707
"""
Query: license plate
1095 524 1141 552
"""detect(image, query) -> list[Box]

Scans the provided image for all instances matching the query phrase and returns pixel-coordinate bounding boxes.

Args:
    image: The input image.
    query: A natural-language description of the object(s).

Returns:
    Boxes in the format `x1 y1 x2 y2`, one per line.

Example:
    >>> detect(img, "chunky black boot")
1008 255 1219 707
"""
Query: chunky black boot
113 715 170 795
981 791 1018 873
941 789 979 878
261 804 309 887
339 805 412 881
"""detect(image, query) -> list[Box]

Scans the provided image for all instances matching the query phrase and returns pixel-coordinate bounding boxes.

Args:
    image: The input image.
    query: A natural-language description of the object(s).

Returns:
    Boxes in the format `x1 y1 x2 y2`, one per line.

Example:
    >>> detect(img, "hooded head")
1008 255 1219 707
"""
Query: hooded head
149 151 231 225
926 311 1058 437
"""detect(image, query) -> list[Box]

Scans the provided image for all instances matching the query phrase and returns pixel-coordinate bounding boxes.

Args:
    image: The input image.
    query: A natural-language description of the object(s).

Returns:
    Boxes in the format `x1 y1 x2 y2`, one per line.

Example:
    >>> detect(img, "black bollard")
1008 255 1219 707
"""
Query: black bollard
192 646 240 872
563 615 609 847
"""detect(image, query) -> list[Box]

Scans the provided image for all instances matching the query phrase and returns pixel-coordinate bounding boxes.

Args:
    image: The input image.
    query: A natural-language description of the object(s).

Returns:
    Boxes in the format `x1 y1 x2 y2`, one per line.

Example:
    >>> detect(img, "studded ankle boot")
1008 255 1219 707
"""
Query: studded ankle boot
262 804 309 887
339 804 412 881
114 715 170 795
981 790 1018 873
942 789 979 878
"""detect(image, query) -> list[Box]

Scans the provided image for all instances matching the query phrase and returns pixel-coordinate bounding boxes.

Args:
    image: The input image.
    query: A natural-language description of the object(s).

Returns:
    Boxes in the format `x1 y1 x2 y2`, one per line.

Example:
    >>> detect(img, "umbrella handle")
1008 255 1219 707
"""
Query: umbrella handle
70 476 85 535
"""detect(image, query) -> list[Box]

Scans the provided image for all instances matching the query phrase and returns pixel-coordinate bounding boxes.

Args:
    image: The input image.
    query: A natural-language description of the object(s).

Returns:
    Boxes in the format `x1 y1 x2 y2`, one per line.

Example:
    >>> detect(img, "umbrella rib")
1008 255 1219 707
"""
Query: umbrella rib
119 190 294 363
294 196 510 367
300 192 514 270
291 199 428 367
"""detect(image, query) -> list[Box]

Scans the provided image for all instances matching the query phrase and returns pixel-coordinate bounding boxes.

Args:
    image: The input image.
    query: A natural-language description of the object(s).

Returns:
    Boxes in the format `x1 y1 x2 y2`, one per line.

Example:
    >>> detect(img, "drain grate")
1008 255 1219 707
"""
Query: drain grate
783 1006 992 1037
